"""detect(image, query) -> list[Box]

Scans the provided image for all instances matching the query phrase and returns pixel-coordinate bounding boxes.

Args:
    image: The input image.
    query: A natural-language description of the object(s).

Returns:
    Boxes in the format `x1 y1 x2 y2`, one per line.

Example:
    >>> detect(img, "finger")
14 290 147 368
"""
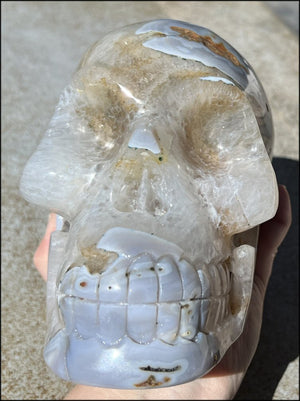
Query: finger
255 184 292 290
33 213 57 281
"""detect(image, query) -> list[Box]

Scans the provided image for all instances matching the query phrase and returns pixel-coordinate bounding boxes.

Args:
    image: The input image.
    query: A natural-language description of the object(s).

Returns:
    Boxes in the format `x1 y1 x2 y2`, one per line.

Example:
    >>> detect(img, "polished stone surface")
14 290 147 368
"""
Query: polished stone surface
2 1 298 399
20 19 278 387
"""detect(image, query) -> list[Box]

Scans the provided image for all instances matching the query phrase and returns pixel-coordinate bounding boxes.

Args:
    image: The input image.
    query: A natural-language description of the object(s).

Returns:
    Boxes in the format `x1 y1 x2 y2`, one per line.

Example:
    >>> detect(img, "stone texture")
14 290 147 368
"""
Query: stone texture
2 1 298 399
19 19 278 388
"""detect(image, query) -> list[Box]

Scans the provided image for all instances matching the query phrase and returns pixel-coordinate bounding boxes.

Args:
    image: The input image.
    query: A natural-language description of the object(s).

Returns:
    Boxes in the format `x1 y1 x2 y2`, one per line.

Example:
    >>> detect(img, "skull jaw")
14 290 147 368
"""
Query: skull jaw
44 227 256 388
44 330 220 389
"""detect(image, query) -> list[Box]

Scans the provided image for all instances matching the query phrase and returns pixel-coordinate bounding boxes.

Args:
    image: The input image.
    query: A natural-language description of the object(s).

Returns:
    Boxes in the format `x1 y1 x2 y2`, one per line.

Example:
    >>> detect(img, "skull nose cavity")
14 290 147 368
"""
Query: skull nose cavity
128 127 161 154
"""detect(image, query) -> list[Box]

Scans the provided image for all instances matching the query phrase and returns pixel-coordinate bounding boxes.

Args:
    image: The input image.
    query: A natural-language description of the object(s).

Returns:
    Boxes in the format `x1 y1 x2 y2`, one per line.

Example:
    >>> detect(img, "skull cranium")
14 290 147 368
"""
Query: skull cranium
20 19 278 388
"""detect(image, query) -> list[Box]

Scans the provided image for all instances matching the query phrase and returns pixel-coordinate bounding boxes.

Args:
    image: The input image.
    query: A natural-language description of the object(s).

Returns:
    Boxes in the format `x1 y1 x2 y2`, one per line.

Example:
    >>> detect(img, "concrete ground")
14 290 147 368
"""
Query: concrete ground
2 1 298 399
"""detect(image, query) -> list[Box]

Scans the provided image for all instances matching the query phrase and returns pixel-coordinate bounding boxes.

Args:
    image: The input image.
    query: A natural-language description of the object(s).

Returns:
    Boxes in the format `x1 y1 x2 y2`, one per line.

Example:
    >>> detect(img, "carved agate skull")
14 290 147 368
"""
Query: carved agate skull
20 20 278 388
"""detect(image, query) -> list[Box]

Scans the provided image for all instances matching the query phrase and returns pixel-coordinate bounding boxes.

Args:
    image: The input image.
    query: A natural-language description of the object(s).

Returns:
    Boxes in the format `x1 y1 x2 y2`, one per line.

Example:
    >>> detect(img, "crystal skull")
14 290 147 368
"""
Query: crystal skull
20 19 278 388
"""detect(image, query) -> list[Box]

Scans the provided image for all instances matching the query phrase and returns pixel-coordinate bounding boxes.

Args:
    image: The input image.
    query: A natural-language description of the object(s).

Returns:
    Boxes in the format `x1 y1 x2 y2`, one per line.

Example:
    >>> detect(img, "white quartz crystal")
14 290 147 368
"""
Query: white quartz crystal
20 19 278 389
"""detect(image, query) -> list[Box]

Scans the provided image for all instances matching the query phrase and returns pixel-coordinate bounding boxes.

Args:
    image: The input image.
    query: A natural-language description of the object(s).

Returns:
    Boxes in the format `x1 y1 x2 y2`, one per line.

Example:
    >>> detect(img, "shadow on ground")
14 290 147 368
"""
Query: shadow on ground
235 157 299 400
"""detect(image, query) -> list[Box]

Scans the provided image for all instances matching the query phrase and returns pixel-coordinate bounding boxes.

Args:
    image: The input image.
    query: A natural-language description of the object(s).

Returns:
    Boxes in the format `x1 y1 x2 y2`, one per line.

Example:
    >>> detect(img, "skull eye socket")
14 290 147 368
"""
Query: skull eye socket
161 78 258 173
74 72 138 160
181 85 247 171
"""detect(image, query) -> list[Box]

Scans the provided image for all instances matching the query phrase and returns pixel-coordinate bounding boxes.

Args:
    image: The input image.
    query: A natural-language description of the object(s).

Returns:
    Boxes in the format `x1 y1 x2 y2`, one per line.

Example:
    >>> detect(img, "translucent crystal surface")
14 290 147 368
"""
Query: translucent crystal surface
20 19 278 388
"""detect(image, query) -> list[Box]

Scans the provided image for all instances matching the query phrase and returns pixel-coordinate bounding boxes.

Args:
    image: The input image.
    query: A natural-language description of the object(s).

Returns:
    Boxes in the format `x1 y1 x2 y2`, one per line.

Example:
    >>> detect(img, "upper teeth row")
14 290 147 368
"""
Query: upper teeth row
58 253 232 345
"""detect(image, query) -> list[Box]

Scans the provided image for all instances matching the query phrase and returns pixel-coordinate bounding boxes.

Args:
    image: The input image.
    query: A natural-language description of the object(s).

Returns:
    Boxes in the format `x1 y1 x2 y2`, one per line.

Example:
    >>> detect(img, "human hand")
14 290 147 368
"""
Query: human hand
34 184 291 400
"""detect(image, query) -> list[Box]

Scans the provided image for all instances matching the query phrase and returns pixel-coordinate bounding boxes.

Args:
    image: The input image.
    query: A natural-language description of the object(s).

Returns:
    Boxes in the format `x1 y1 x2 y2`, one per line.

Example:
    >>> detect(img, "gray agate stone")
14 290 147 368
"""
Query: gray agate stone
20 19 278 388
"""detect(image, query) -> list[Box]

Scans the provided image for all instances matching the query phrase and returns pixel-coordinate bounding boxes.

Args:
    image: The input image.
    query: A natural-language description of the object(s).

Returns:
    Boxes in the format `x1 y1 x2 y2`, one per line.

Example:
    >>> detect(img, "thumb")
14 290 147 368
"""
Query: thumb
33 213 57 281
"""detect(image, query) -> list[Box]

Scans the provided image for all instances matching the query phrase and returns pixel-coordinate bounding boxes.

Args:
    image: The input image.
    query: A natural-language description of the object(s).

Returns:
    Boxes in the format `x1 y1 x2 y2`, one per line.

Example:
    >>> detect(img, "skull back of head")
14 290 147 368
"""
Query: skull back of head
20 19 278 388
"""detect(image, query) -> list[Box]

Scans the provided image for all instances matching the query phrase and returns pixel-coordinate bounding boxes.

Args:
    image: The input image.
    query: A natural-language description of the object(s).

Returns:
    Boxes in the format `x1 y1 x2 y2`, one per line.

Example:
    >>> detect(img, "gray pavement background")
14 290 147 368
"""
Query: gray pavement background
265 1 299 34
2 1 299 399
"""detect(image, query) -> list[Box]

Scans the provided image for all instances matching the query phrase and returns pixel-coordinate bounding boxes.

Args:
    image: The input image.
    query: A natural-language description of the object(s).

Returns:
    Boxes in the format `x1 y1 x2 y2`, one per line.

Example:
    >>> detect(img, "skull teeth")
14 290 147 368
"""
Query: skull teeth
58 255 232 344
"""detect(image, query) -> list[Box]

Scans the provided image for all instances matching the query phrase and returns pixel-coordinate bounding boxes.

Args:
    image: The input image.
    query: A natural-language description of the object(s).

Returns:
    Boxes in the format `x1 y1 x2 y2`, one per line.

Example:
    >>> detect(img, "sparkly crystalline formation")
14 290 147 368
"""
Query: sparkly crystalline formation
20 19 278 388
